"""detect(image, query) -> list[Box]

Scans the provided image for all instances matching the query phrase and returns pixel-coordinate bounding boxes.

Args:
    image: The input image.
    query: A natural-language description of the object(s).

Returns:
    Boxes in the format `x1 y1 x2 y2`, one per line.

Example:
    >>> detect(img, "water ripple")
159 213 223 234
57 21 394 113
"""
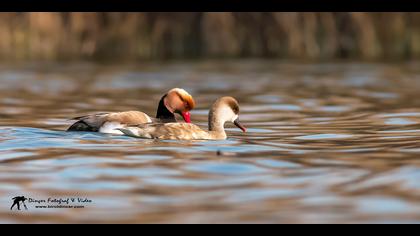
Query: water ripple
0 62 419 223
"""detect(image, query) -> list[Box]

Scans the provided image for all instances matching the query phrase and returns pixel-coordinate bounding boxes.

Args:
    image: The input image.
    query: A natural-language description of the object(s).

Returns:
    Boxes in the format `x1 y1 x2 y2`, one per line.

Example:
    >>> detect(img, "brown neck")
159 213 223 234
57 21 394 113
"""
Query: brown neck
208 110 225 134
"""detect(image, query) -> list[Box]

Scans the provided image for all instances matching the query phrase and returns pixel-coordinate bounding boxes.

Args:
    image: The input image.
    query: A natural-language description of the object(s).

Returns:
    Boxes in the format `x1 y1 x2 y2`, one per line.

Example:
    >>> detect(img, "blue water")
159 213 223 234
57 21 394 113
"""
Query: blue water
0 62 420 223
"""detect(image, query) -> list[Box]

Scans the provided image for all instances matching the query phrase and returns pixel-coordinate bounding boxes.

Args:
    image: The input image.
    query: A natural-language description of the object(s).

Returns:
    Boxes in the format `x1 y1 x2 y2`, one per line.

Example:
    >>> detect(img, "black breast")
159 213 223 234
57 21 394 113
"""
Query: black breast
156 94 176 122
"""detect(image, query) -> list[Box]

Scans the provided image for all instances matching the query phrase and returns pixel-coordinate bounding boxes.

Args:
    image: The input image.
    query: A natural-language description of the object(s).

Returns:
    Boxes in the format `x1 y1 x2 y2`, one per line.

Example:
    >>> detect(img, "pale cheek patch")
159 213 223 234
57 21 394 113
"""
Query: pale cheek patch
219 105 237 123
99 122 125 135
231 115 239 123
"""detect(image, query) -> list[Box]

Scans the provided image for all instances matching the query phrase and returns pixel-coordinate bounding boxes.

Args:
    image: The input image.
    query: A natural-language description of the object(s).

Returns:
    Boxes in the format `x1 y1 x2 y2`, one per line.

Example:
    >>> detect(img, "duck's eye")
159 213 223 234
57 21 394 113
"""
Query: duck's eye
233 107 239 114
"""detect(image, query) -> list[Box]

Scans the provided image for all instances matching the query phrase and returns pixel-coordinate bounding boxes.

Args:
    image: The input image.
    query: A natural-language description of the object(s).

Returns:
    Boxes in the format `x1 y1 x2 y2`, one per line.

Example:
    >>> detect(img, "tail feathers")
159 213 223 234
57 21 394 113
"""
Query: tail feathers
117 127 140 137
117 127 153 139
67 113 109 132
67 121 99 132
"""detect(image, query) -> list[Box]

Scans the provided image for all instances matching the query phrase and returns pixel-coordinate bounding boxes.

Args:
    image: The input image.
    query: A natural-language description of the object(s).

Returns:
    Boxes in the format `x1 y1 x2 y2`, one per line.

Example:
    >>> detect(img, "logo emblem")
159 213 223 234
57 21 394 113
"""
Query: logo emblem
10 196 28 211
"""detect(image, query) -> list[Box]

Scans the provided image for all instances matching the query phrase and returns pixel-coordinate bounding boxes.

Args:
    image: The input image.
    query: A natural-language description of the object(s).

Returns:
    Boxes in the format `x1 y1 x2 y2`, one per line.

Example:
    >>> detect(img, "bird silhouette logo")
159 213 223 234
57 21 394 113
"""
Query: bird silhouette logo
10 196 28 211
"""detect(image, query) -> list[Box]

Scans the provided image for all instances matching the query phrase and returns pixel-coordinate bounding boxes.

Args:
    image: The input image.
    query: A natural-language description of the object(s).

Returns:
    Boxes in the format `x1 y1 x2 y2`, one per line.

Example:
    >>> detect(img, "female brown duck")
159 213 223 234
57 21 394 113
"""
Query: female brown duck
67 88 195 134
118 97 246 140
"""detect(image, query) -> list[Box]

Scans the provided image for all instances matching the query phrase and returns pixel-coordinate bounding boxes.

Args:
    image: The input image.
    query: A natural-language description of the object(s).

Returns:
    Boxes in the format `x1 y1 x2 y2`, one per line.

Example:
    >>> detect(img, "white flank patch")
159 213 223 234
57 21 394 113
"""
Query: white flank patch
146 115 152 123
99 122 125 135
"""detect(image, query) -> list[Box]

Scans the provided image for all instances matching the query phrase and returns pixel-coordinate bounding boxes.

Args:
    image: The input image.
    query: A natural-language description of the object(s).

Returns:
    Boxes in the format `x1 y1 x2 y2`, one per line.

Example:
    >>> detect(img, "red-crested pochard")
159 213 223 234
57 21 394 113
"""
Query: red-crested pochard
67 88 195 134
118 96 246 140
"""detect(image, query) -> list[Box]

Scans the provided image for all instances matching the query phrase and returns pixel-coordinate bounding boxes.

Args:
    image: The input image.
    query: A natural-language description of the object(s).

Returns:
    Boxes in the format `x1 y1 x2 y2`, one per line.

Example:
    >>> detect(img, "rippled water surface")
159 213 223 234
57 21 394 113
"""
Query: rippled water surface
0 61 420 223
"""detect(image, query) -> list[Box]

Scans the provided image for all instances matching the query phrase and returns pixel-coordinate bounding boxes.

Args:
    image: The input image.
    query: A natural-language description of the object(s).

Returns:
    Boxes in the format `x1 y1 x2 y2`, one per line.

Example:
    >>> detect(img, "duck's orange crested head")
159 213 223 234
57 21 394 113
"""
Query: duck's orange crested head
165 88 196 123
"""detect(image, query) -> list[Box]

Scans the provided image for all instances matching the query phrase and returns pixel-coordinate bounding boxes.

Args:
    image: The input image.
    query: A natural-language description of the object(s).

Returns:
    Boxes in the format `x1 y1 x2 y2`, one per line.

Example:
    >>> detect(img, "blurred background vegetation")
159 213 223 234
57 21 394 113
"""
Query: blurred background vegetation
0 12 419 61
